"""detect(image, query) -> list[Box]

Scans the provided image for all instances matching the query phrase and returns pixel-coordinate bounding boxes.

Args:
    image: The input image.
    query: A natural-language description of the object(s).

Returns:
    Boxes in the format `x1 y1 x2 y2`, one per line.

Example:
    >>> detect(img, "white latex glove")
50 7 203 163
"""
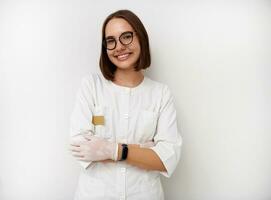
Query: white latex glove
70 135 118 162
69 131 94 168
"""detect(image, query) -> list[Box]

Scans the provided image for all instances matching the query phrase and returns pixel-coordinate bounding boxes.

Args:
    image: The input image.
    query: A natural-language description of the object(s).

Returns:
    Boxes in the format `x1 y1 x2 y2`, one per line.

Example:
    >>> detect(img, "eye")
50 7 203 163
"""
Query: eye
122 33 132 40
123 34 132 39
106 39 115 45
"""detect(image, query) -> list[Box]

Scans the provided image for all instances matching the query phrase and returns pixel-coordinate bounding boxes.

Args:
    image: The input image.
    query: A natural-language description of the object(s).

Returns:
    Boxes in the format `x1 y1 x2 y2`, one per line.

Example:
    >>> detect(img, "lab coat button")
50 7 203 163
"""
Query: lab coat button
120 167 126 173
124 88 130 94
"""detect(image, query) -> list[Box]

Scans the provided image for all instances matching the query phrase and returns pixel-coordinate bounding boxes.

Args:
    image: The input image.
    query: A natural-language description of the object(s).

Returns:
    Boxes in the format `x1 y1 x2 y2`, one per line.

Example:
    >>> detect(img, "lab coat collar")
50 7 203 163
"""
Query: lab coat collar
107 75 148 95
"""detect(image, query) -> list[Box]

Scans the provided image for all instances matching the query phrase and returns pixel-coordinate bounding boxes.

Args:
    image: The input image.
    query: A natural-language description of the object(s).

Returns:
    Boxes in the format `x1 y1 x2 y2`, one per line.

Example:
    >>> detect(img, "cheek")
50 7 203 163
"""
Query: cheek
106 50 112 57
133 45 141 58
107 51 114 61
133 41 141 56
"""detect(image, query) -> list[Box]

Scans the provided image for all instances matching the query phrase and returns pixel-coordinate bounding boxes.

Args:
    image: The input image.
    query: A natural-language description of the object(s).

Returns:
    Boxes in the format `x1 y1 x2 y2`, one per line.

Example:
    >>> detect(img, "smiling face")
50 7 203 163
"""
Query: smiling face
105 18 141 71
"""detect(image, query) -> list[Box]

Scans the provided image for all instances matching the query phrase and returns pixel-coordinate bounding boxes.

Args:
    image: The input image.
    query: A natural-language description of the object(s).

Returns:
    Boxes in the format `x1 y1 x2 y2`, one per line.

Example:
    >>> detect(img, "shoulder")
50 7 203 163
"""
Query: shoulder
145 77 175 109
80 72 106 87
145 76 171 95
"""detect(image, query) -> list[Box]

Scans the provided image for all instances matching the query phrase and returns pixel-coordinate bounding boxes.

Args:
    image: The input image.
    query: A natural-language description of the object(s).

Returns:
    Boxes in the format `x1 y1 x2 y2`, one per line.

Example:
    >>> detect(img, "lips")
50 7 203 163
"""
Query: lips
114 53 132 61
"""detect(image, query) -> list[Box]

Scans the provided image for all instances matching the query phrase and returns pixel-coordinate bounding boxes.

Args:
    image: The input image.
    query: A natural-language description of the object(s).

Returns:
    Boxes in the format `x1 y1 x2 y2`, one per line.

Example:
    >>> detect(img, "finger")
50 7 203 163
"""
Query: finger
69 145 81 152
70 141 81 146
83 134 93 140
71 152 84 158
84 134 100 142
89 135 104 142
77 157 89 161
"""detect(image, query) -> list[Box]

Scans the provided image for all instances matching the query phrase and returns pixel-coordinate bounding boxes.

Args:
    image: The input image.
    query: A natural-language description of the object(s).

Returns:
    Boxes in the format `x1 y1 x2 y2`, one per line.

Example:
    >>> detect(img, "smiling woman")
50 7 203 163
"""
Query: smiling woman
69 9 182 200
104 18 141 73
99 10 151 82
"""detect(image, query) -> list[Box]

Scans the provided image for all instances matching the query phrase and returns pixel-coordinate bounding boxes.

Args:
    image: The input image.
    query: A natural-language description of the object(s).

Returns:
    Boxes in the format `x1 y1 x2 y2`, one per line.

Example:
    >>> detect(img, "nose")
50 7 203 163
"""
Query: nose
115 39 125 51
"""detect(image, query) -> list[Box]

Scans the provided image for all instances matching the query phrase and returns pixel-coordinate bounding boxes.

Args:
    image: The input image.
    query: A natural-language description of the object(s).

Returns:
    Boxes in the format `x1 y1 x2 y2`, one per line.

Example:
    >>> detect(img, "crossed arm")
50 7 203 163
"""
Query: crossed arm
117 143 166 171
70 136 166 172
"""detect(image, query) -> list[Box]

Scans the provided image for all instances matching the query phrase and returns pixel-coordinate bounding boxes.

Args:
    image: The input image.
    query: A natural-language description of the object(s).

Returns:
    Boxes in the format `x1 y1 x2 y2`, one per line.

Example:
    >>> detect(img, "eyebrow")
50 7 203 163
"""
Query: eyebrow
105 31 132 40
105 36 115 40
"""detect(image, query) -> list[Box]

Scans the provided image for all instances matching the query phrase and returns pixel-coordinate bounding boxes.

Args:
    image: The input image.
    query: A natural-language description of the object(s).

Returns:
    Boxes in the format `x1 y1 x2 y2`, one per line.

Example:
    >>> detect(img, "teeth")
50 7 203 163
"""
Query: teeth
117 53 129 60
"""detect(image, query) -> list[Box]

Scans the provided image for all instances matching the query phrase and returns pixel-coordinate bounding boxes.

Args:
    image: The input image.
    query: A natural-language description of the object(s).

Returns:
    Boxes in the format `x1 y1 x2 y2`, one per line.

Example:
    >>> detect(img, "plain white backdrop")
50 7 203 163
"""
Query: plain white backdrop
0 0 271 199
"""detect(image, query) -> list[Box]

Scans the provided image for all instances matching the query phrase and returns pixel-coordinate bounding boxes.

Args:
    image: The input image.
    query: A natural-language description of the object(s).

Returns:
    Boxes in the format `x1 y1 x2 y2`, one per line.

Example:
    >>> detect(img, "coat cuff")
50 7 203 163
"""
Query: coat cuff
150 141 181 178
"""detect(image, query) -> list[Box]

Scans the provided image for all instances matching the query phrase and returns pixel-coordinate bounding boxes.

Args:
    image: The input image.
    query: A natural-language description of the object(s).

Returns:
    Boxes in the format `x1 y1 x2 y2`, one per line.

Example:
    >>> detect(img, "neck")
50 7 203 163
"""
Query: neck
113 69 144 88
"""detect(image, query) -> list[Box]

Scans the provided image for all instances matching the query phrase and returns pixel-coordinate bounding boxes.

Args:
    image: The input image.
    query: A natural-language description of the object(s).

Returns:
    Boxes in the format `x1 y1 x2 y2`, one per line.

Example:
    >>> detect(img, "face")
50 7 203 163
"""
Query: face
105 18 141 71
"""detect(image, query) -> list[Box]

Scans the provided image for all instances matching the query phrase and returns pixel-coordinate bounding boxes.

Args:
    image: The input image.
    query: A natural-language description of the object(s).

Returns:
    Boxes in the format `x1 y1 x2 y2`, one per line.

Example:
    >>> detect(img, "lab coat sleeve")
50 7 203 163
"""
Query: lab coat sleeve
150 85 182 177
70 76 95 169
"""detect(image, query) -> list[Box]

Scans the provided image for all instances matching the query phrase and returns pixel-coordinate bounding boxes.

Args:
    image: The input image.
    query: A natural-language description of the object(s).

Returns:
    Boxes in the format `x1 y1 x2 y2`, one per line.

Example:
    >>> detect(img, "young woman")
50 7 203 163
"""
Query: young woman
70 9 182 200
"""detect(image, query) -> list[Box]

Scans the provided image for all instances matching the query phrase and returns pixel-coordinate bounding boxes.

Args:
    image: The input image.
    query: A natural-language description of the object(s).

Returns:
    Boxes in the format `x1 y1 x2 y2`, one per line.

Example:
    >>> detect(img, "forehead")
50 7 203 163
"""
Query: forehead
105 18 134 37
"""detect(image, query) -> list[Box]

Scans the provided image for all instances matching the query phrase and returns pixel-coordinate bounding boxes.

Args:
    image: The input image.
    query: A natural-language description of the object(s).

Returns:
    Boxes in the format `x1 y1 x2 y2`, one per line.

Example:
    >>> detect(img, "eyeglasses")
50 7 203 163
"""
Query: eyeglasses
103 31 135 50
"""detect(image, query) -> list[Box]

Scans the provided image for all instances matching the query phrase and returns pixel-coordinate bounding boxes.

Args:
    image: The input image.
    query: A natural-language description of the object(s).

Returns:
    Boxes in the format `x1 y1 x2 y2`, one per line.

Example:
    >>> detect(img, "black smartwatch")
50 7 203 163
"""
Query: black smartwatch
120 144 128 161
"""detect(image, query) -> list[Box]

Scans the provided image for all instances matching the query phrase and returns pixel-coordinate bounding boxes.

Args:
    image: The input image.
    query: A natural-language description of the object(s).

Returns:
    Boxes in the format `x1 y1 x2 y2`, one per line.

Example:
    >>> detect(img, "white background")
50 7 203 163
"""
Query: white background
0 0 271 199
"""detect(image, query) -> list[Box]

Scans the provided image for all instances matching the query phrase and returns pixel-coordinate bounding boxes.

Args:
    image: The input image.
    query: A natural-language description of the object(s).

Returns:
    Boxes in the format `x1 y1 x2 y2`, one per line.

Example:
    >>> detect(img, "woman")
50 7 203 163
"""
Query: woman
70 9 182 200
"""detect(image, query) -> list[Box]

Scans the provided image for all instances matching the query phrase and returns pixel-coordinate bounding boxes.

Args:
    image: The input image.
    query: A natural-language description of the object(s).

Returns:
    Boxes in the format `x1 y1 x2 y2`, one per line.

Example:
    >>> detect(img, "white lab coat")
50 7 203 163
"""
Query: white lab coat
70 73 182 200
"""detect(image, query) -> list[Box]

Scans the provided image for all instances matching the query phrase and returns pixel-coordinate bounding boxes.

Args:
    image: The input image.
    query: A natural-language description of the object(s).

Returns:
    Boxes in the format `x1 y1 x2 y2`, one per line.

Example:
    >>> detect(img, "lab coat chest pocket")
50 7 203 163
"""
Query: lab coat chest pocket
93 105 112 139
137 109 158 142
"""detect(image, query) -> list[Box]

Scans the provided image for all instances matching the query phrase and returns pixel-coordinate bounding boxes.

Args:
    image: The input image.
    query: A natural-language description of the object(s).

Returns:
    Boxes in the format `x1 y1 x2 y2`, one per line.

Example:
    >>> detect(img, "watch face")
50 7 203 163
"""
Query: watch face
121 144 128 161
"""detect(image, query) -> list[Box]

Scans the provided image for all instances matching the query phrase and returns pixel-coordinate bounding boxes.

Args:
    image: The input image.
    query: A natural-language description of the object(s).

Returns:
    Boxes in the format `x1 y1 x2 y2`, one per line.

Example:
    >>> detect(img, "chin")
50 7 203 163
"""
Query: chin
115 64 135 71
112 60 137 70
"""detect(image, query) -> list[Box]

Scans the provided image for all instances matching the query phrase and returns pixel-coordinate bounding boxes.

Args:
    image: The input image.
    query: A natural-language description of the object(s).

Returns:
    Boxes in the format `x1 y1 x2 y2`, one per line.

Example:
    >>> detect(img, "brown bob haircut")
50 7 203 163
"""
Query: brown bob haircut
99 9 151 81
